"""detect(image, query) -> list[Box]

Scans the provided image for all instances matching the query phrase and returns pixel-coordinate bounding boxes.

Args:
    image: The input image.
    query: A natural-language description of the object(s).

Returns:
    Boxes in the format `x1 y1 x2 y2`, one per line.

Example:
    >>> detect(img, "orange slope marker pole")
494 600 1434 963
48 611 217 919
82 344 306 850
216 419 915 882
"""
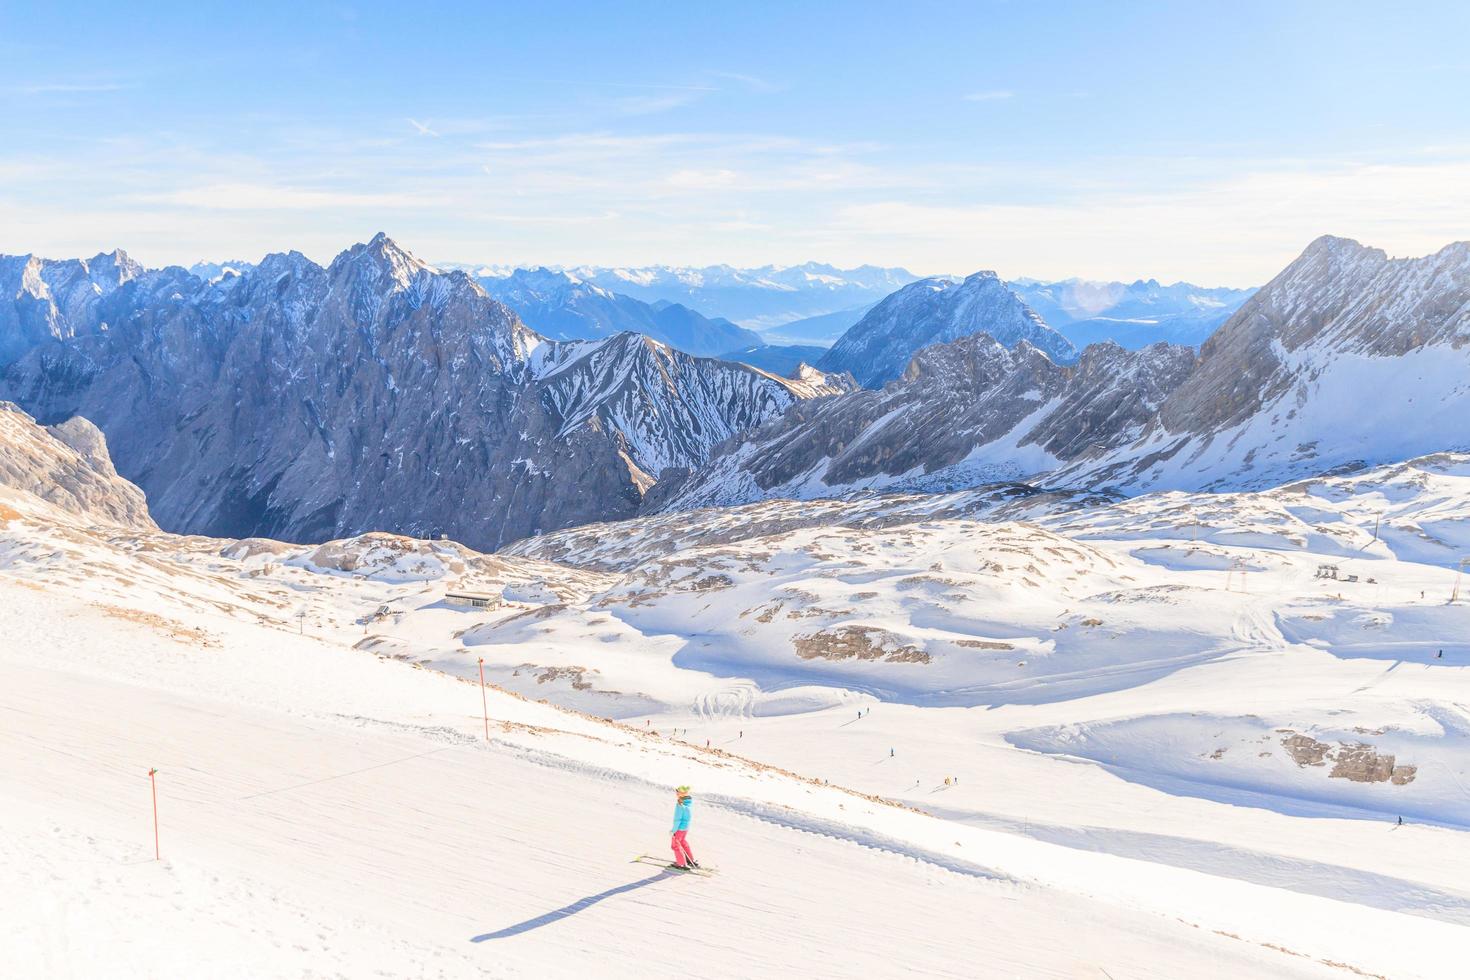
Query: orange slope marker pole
149 767 160 861
478 658 489 741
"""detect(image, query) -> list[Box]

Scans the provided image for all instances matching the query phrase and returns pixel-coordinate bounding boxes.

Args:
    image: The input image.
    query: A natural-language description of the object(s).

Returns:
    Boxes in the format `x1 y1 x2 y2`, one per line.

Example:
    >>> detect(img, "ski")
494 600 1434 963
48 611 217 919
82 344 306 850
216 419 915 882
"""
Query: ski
632 854 717 876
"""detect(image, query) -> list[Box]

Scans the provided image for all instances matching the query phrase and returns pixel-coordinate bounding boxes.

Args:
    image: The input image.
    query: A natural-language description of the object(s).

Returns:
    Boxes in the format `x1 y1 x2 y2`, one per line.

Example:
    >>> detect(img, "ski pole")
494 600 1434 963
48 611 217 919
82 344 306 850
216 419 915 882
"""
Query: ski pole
149 767 160 861
478 658 489 741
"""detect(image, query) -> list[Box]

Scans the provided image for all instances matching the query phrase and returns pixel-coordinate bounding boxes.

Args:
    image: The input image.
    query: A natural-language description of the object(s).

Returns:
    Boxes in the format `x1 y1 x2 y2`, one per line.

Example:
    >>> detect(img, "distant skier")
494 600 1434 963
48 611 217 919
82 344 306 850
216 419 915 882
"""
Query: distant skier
669 786 699 870
1398 816 1404 826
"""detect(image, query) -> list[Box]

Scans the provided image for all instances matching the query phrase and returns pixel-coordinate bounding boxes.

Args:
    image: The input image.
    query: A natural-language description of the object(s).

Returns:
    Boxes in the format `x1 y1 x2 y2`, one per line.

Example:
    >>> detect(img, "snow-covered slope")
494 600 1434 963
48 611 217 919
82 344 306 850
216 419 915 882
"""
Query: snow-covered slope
4 449 1467 976
1065 236 1470 491
818 272 1078 387
0 236 839 550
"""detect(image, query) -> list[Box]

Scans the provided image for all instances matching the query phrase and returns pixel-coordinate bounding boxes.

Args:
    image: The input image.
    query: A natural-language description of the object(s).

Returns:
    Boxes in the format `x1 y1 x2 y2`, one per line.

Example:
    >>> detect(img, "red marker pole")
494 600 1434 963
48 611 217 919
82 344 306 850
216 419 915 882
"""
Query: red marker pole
478 658 489 741
148 767 160 861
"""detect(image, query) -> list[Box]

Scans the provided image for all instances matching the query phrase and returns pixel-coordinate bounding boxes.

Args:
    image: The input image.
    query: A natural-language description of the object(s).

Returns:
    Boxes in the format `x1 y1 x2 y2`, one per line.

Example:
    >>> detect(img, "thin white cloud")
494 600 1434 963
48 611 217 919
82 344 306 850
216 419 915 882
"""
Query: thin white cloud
612 91 704 116
135 183 439 211
664 168 740 190
830 157 1470 282
15 81 128 94
963 89 1014 102
707 71 783 94
407 118 440 137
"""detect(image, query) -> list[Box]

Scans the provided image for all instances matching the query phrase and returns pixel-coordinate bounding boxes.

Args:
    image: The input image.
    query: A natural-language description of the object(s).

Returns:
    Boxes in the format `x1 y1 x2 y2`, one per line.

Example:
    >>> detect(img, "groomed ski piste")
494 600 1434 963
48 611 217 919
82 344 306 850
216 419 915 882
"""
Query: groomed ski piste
5 450 1470 977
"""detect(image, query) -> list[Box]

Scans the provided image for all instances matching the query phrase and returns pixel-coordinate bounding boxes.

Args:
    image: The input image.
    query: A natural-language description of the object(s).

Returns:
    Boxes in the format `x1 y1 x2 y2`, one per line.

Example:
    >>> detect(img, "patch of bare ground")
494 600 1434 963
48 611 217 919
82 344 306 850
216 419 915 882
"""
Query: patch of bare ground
786 606 851 620
0 502 23 523
95 603 219 647
1278 731 1416 784
954 639 1014 650
682 573 734 592
513 664 597 691
896 574 967 590
792 626 930 664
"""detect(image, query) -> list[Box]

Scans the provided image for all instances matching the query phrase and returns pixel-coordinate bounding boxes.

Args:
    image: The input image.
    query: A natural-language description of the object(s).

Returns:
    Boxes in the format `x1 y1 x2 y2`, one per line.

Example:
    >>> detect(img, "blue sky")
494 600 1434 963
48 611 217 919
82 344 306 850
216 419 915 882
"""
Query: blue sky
1 0 1467 283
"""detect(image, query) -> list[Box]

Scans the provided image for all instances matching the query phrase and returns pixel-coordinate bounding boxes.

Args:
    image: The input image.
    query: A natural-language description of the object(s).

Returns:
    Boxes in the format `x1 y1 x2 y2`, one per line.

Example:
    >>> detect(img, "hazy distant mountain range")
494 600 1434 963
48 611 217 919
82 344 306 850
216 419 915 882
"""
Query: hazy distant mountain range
472 267 763 357
1010 277 1257 349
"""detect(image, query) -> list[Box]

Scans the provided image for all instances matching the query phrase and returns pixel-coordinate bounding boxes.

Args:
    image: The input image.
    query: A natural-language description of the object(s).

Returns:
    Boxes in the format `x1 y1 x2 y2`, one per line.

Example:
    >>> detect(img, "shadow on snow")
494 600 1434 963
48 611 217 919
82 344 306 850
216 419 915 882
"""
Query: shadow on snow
470 871 673 942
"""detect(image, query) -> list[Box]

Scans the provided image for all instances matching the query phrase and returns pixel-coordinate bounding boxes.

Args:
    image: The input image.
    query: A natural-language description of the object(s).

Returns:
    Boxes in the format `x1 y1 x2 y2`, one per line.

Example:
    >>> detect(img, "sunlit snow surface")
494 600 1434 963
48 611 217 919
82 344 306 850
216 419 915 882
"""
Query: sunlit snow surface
5 454 1470 976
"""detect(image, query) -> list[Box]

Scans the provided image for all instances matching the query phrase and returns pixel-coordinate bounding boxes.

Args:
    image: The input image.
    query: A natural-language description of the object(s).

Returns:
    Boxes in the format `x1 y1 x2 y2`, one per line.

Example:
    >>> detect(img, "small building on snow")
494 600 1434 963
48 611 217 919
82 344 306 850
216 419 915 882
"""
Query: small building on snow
445 590 498 609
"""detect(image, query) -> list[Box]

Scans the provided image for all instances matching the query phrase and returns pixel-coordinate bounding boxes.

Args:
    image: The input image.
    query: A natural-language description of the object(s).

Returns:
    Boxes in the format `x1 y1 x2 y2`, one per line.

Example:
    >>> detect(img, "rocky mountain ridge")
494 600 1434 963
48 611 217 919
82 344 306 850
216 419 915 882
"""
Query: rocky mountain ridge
0 235 842 549
657 333 1193 510
655 235 1470 512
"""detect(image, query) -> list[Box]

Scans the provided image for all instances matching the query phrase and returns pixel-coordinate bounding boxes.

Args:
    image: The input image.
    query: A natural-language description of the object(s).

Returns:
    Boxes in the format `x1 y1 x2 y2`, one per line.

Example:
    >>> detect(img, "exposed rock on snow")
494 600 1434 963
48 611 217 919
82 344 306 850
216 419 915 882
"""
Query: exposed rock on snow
792 626 931 664
1281 732 1418 785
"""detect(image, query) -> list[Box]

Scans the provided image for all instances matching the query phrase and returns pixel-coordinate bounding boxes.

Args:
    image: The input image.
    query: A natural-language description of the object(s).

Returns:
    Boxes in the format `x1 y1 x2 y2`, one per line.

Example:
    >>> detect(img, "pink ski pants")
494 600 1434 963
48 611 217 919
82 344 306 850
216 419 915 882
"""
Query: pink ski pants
670 830 695 866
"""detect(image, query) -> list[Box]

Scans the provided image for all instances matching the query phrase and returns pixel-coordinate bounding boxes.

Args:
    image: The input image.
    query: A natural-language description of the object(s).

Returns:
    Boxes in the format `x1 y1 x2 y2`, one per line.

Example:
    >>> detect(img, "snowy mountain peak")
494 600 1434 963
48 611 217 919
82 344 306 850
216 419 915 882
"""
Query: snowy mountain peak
84 249 144 289
818 271 1076 387
329 233 432 292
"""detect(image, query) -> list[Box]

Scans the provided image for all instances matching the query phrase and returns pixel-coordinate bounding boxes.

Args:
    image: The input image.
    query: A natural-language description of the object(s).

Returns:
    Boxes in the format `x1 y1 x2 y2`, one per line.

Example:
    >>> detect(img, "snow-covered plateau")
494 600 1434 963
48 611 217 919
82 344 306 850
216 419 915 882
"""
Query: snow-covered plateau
4 402 1469 978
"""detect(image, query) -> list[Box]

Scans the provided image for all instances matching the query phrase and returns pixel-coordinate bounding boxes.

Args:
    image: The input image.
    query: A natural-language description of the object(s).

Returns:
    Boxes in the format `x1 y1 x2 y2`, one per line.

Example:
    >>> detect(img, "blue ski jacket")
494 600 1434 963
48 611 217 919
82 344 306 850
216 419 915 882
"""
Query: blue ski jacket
671 797 692 832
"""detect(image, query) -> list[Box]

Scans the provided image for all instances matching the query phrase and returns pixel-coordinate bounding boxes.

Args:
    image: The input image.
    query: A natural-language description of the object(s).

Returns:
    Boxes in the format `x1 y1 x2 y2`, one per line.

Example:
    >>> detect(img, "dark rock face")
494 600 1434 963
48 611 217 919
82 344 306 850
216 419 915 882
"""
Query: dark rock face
0 236 839 550
818 272 1078 387
659 333 1195 510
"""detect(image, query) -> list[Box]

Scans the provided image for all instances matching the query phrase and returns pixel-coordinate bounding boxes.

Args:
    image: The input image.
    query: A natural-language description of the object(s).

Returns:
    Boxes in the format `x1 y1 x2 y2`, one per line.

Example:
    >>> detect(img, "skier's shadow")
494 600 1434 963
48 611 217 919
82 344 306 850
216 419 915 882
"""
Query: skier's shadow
470 870 674 941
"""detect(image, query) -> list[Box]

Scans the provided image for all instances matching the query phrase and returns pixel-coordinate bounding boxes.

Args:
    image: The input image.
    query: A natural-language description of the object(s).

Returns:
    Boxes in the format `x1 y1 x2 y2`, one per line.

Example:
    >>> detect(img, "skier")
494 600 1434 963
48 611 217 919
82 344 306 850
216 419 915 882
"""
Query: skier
669 786 699 870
